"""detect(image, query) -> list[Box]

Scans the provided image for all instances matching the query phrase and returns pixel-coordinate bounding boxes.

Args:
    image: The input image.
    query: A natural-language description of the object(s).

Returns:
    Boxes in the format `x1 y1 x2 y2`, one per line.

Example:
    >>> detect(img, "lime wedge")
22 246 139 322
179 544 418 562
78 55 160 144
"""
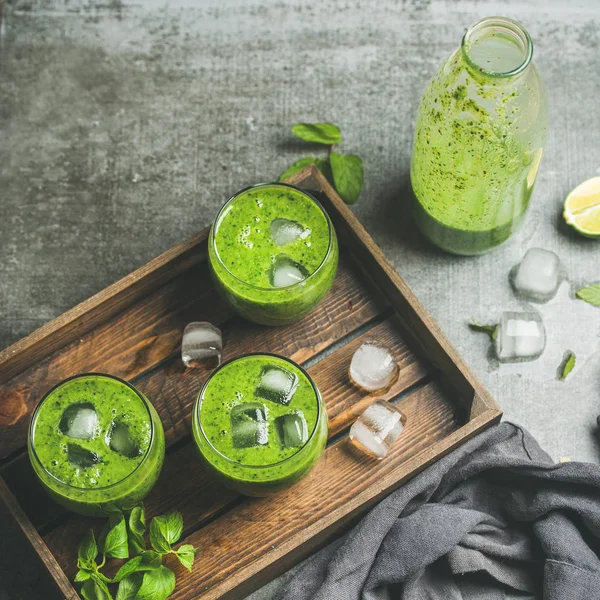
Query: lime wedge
563 177 600 238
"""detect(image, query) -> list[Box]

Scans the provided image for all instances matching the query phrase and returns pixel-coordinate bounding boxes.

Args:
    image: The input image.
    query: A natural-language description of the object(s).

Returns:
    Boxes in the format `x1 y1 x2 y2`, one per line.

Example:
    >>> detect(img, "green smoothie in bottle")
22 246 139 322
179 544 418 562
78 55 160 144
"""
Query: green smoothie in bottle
411 17 547 255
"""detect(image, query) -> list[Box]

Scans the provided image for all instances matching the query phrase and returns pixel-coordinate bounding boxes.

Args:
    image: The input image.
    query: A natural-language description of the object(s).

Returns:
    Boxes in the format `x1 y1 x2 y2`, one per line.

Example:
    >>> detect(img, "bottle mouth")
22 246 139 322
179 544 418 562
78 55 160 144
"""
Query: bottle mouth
461 16 533 78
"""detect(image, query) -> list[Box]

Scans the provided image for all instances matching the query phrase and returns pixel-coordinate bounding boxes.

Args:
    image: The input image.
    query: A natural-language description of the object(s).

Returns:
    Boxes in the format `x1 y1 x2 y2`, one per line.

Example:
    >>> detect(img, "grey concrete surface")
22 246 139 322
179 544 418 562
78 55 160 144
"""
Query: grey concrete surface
1 0 599 598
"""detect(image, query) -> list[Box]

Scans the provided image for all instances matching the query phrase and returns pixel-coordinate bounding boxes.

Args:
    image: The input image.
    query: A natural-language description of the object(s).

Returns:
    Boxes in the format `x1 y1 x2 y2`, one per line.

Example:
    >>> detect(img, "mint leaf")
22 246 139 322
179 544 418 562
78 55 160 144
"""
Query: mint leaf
280 157 327 182
78 530 99 570
75 569 92 582
330 152 363 204
128 504 146 555
559 351 576 380
174 544 196 573
469 320 499 341
99 513 129 559
112 551 162 583
291 123 342 145
150 512 183 553
576 284 600 307
115 574 143 600
149 521 171 554
80 578 113 600
135 566 176 600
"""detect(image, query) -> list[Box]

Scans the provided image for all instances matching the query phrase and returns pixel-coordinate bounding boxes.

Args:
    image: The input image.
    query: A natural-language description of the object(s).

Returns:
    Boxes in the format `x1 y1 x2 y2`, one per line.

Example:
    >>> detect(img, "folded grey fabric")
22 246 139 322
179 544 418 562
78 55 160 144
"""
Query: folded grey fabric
270 422 600 600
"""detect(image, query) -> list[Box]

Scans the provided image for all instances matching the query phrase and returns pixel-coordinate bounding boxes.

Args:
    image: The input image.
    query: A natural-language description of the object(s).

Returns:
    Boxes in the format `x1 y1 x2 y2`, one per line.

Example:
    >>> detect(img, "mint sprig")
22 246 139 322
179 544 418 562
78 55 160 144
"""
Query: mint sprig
281 122 364 204
74 505 197 600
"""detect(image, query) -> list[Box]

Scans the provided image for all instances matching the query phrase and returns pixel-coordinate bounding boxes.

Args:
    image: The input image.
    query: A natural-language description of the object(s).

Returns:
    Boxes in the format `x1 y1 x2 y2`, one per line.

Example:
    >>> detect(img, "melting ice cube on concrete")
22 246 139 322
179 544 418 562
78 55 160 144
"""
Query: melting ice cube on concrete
495 311 546 362
349 400 407 460
511 248 561 303
181 322 222 369
349 342 399 392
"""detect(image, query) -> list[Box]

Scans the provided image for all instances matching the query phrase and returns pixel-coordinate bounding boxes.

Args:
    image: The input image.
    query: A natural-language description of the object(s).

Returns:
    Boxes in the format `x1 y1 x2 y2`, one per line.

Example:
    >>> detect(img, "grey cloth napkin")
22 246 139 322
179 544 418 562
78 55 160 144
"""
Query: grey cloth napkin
262 422 600 600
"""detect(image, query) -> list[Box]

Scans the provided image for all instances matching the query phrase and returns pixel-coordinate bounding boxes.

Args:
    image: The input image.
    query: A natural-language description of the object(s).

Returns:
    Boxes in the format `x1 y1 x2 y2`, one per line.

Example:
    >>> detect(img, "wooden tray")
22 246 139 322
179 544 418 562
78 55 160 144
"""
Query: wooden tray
0 166 502 600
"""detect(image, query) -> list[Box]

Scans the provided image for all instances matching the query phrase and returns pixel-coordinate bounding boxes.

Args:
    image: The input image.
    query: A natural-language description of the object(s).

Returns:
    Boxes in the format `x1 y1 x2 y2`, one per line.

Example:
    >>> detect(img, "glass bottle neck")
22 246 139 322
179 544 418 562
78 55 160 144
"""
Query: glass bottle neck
461 17 533 80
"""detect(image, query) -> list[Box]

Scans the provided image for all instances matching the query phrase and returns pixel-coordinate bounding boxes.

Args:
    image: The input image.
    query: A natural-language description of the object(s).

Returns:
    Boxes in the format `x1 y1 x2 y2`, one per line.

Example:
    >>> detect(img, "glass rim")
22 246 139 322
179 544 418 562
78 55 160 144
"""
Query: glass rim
210 182 335 292
29 372 156 492
461 16 533 79
194 352 323 469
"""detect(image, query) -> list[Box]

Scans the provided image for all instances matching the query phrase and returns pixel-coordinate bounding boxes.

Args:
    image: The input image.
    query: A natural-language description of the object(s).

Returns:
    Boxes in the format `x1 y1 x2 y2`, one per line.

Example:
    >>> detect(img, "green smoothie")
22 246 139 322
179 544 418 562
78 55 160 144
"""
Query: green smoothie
208 183 338 325
410 17 547 255
28 373 165 516
192 353 328 496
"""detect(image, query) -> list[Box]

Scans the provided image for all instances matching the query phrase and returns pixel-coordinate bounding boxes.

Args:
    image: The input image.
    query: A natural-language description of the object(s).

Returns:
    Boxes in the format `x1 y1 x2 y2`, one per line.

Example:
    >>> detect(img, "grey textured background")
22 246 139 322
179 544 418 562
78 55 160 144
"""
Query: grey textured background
1 0 599 597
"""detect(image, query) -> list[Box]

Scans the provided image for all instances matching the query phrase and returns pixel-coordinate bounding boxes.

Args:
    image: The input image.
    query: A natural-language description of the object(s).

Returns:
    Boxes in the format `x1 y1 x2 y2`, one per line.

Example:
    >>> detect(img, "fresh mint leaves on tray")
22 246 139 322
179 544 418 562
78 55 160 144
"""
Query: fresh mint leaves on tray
75 504 197 600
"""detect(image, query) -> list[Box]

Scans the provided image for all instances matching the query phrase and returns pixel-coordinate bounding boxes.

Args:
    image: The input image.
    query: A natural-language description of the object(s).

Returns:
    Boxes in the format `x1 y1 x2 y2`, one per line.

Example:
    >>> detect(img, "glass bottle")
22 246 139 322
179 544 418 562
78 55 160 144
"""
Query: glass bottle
410 17 548 255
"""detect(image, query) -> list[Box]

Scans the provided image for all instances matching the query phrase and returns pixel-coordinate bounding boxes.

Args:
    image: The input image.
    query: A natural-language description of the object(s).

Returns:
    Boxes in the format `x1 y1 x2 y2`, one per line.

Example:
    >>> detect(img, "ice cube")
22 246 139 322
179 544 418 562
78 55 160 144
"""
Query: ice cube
276 411 308 448
269 255 309 288
182 322 222 369
230 402 268 448
67 443 101 468
511 248 561 303
270 218 310 247
349 400 407 460
349 342 399 392
256 365 298 405
495 311 546 362
59 403 99 440
108 422 141 458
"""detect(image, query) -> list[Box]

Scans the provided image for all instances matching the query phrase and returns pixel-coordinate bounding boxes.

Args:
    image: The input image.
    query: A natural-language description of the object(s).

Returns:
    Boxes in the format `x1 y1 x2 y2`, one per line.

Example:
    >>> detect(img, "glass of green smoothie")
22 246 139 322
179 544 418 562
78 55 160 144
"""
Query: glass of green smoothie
28 373 165 517
192 353 328 496
411 17 548 255
208 183 339 326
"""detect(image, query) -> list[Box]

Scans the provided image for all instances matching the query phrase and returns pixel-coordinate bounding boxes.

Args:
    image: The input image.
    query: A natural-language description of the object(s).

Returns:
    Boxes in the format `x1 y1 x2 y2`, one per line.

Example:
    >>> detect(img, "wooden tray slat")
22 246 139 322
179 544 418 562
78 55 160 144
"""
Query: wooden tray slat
0 165 501 600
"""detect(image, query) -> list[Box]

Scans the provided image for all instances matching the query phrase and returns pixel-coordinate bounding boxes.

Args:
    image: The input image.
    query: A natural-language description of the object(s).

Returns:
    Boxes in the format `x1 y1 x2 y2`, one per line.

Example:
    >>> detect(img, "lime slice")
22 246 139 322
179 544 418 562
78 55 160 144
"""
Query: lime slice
563 176 600 238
